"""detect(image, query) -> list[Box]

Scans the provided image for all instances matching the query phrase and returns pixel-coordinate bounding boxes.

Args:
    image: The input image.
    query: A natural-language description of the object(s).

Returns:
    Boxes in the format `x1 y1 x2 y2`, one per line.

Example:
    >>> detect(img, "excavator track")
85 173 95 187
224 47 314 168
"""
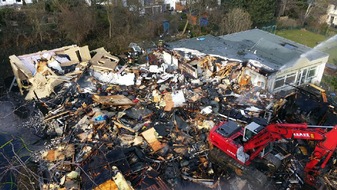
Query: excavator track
209 148 268 187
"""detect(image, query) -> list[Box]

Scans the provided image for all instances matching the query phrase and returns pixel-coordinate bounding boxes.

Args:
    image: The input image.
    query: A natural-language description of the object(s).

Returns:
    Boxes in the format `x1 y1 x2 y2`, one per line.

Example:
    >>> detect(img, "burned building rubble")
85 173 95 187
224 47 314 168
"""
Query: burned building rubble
7 44 337 190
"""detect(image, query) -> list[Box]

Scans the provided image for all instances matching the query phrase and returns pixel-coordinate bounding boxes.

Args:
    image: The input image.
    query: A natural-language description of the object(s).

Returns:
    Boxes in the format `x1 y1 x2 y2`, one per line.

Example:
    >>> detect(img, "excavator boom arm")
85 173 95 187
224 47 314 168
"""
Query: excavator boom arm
243 123 337 185
244 123 326 157
304 127 337 184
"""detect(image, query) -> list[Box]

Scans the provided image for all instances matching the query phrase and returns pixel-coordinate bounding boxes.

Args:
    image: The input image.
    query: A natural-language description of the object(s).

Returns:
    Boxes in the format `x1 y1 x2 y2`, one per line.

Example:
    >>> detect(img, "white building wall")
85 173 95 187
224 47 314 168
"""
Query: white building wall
314 60 327 84
270 55 329 93
266 74 276 92
164 0 179 10
326 4 337 26
0 0 34 6
85 0 91 6
0 0 23 6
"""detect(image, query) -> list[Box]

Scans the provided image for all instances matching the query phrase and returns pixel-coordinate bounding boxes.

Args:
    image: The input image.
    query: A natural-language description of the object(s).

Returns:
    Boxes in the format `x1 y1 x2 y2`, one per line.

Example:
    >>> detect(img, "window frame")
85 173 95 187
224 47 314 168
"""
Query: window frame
274 72 297 90
307 66 316 79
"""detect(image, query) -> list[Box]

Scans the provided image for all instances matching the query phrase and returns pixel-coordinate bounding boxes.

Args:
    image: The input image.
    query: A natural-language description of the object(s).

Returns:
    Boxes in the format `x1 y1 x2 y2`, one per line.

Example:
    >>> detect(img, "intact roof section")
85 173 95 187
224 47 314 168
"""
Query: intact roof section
219 29 328 69
167 29 328 71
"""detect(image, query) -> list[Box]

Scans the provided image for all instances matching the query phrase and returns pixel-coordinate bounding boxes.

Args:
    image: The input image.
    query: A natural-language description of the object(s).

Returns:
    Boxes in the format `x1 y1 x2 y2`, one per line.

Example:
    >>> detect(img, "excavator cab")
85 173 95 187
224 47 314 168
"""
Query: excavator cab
243 122 274 158
243 122 264 142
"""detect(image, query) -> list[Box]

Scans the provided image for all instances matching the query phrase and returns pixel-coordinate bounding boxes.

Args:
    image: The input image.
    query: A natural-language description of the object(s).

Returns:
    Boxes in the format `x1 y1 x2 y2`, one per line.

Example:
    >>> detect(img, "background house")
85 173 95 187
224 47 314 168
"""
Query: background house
326 4 337 26
167 29 329 93
142 0 167 15
86 0 169 15
0 0 32 6
164 0 180 10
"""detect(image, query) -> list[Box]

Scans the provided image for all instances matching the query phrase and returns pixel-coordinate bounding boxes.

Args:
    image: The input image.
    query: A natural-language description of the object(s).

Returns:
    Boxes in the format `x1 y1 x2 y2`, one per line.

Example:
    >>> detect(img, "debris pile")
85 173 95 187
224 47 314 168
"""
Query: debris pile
8 44 336 189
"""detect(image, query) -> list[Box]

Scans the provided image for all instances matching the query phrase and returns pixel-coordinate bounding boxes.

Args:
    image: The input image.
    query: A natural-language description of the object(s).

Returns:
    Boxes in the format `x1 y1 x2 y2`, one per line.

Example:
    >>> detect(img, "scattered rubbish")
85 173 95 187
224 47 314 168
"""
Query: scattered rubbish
8 44 337 190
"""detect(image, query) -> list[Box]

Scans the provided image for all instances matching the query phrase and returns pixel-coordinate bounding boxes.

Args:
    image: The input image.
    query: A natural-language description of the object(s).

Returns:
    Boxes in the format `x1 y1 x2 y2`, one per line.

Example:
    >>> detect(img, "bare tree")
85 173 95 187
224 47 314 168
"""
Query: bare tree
98 0 124 39
220 8 252 35
105 1 113 39
191 0 219 35
53 1 96 44
277 0 331 25
305 0 332 20
26 1 49 42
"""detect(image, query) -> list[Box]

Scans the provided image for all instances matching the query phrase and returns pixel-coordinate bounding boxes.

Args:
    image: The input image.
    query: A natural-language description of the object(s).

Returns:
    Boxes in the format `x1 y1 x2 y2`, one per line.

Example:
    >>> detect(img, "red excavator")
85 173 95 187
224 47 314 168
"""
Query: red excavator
208 120 337 188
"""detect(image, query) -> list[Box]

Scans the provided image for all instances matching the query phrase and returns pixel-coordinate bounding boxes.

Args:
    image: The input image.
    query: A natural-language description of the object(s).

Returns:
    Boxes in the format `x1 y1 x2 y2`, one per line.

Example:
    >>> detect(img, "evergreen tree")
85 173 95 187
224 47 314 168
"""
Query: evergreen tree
247 0 277 27
222 0 277 27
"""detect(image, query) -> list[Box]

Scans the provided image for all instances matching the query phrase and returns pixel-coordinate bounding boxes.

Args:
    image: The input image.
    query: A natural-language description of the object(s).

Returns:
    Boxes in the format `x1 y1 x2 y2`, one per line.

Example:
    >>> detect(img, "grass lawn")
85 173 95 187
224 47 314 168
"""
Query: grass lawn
324 48 337 64
276 29 337 64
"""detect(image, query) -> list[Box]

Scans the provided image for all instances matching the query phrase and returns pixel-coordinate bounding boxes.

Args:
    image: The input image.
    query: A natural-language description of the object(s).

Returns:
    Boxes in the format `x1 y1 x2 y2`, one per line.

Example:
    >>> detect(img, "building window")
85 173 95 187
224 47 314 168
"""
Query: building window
274 77 285 89
285 73 296 84
296 66 317 85
307 66 316 79
297 68 308 85
274 72 296 89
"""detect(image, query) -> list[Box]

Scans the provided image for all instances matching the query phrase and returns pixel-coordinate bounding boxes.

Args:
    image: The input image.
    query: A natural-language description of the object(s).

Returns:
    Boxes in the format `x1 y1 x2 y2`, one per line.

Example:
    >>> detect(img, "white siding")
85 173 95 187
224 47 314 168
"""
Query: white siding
164 0 179 10
271 55 328 93
326 4 337 26
0 0 34 6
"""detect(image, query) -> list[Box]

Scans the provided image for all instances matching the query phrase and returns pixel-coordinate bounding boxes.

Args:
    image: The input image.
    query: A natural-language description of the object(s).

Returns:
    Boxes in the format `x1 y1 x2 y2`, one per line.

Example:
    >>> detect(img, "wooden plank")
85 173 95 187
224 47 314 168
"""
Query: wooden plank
10 62 24 95
44 111 70 122
92 95 135 106
94 179 118 190
141 128 165 152
113 121 135 133
178 62 198 78
79 45 91 61
90 51 119 71
9 55 33 78
64 47 80 62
